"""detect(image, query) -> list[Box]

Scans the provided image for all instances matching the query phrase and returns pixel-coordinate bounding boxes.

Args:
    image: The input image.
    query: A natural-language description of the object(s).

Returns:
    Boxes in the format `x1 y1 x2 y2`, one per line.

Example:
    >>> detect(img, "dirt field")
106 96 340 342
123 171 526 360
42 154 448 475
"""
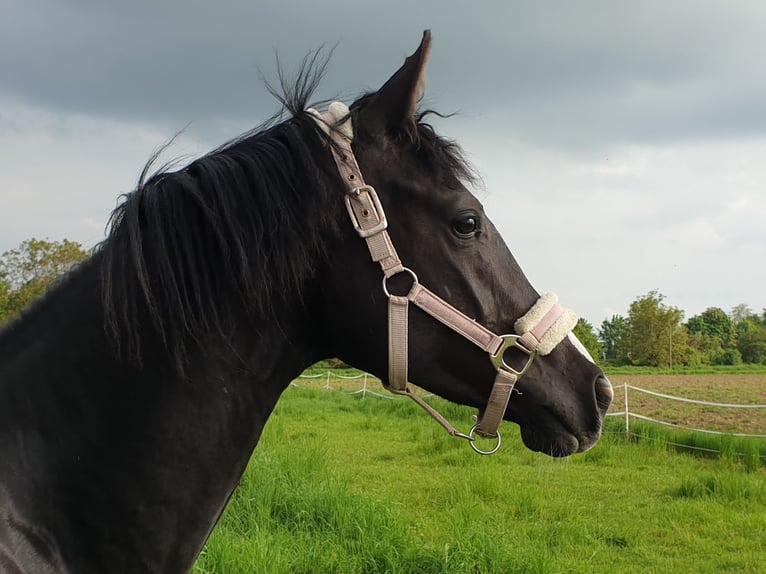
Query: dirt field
608 373 766 434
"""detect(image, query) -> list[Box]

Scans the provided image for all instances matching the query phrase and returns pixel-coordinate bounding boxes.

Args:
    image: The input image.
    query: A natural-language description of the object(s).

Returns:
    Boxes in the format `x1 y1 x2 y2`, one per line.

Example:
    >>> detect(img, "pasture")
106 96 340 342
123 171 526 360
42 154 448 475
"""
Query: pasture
192 374 766 574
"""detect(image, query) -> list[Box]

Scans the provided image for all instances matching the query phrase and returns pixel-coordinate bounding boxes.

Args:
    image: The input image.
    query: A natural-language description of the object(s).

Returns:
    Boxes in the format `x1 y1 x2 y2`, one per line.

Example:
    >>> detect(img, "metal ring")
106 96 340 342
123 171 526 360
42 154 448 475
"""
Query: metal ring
382 267 419 298
468 424 502 455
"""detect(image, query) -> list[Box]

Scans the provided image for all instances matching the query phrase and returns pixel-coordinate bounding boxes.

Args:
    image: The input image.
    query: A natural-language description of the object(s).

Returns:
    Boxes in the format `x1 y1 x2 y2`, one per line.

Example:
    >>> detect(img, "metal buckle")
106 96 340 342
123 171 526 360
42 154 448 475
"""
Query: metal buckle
344 185 388 238
489 334 537 376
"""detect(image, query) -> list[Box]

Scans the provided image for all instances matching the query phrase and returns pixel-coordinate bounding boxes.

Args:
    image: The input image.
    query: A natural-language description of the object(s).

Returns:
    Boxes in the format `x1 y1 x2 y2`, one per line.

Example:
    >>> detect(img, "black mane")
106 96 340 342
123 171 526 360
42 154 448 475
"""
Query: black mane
101 123 341 368
100 60 475 370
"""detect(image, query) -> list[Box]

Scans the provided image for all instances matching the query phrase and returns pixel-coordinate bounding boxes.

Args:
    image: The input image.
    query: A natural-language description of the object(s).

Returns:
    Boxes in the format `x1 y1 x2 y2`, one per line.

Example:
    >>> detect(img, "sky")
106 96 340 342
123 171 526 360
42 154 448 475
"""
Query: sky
1 1 765 326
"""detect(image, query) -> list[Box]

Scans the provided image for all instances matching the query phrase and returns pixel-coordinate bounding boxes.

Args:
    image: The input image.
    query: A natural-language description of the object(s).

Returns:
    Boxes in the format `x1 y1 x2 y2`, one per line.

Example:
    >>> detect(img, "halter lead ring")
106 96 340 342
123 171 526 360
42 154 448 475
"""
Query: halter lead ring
309 102 578 454
467 424 502 455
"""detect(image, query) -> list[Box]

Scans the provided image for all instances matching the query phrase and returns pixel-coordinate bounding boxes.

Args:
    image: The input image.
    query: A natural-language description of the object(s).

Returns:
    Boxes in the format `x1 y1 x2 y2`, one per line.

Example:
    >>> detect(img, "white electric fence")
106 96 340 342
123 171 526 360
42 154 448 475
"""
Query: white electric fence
293 372 766 457
605 383 766 438
292 370 436 400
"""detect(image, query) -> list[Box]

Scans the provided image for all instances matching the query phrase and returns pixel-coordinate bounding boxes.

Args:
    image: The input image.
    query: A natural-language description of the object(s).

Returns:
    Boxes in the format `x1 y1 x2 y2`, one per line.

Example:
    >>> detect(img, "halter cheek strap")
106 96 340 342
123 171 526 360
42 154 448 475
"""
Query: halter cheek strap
309 102 578 454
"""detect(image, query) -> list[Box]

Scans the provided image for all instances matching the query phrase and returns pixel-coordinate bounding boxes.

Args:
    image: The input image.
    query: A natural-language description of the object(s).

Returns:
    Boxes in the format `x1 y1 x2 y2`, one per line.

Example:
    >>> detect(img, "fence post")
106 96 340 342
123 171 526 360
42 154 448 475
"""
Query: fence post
325 370 331 390
624 382 630 436
362 372 368 399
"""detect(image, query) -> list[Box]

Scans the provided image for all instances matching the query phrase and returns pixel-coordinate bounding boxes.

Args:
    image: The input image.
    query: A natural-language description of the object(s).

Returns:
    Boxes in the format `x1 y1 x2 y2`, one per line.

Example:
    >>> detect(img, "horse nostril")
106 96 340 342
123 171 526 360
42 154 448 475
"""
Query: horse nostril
594 374 613 412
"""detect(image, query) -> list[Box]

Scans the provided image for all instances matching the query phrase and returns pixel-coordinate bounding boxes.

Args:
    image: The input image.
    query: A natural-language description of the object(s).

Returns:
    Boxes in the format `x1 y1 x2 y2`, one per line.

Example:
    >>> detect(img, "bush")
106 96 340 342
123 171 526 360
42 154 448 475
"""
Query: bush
741 341 766 365
712 348 743 366
685 347 707 368
313 358 353 369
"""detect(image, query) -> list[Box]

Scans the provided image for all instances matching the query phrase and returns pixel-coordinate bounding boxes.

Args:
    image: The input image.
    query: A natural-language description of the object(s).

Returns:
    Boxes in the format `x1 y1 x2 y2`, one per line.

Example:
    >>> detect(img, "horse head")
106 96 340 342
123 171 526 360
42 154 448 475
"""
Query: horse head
315 31 612 457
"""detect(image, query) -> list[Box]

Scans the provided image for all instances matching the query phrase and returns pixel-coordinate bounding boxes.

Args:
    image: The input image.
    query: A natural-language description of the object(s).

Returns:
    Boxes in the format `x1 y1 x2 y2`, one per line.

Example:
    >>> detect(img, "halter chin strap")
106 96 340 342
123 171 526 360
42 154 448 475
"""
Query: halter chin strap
309 102 578 454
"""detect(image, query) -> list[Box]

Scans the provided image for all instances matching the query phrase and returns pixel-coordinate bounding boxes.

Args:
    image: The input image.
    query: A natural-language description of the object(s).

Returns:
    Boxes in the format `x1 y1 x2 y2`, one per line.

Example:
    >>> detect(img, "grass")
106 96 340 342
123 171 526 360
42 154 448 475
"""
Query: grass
192 384 766 574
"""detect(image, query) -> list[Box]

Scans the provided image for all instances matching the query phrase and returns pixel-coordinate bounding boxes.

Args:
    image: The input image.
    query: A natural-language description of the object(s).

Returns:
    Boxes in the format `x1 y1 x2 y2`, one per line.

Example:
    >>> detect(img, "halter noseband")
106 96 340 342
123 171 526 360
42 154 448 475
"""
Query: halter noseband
309 102 578 455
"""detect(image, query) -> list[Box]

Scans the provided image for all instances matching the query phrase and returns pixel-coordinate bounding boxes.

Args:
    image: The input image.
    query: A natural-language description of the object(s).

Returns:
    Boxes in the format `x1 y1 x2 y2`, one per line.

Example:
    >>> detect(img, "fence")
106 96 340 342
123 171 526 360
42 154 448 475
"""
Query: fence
293 372 766 457
291 371 426 401
606 383 766 439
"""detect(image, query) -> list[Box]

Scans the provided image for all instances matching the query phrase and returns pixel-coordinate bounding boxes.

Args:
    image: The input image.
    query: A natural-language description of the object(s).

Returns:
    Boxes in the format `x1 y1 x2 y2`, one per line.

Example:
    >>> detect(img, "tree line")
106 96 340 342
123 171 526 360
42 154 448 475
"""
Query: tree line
2 239 764 368
575 290 766 367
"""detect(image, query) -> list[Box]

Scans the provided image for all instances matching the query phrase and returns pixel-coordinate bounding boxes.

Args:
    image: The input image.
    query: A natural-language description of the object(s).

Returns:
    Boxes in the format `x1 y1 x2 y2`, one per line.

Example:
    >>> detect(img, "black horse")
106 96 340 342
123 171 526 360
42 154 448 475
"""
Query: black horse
0 32 612 573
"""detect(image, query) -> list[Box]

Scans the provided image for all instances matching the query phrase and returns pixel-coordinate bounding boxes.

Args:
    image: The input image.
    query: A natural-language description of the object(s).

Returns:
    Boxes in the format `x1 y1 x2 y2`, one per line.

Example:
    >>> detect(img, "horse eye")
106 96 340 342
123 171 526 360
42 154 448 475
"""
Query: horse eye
452 215 479 238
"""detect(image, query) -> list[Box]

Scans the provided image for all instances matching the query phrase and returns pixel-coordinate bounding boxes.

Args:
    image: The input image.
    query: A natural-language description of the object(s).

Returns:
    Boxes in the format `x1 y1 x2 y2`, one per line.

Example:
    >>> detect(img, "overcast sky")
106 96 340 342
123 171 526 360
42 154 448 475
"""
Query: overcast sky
1 1 764 326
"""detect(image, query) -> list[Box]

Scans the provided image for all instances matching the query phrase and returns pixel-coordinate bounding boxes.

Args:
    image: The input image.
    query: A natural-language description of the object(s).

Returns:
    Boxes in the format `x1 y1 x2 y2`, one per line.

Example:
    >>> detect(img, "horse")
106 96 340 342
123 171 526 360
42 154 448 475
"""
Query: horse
0 31 612 573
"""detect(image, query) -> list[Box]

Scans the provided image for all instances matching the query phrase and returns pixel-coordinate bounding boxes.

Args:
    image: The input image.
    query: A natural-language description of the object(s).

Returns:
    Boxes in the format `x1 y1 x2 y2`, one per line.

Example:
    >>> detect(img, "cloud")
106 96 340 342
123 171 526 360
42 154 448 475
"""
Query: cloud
452 122 766 323
0 97 213 250
1 1 765 326
3 2 766 150
78 217 103 232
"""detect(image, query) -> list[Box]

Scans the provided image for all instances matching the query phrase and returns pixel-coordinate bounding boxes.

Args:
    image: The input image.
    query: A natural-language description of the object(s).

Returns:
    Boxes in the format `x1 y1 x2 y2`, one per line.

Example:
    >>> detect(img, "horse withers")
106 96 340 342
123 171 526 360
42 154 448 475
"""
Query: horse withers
0 31 612 573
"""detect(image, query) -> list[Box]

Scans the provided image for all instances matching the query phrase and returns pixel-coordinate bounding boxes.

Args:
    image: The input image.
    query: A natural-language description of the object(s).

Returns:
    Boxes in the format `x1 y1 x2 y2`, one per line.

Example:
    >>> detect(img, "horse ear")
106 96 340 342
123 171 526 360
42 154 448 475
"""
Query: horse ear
360 30 432 134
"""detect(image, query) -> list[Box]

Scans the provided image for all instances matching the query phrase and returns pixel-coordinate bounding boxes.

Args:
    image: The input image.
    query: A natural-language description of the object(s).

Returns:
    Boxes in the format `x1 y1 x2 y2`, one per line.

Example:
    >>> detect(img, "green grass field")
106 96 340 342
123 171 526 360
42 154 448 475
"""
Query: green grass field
192 380 766 574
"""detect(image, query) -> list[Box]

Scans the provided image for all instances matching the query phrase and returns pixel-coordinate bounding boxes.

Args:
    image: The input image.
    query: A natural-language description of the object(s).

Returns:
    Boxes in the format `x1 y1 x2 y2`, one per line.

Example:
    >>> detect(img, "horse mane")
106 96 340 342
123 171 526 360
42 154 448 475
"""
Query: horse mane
100 52 477 370
100 53 342 368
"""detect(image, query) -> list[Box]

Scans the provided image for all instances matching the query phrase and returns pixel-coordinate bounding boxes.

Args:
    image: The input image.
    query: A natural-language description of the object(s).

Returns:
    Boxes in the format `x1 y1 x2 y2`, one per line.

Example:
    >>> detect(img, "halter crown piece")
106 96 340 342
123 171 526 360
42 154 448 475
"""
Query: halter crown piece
309 102 578 454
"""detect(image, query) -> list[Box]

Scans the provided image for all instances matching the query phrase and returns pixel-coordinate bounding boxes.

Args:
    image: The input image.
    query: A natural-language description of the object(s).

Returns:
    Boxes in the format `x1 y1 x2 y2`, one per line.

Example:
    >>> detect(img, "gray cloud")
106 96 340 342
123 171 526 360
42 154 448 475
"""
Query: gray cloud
4 2 766 148
2 1 765 323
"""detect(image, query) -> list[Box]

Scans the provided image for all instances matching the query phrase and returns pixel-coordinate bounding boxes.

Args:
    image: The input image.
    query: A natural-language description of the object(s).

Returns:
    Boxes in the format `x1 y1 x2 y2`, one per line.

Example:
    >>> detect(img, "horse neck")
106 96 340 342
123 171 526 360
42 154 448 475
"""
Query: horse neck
0 253 320 573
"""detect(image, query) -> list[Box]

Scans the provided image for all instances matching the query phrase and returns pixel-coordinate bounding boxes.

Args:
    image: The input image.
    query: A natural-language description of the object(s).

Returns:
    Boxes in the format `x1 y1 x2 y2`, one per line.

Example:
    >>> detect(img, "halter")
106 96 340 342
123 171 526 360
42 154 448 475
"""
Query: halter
309 102 578 455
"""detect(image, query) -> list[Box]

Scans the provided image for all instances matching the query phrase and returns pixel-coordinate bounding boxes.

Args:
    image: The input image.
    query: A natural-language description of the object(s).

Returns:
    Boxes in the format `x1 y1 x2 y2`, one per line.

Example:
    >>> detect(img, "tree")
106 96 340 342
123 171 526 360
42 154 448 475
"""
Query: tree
730 303 753 324
687 307 736 347
0 279 10 325
0 238 89 288
686 307 739 364
737 317 766 364
0 238 90 323
621 290 688 367
572 318 602 363
599 314 628 363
